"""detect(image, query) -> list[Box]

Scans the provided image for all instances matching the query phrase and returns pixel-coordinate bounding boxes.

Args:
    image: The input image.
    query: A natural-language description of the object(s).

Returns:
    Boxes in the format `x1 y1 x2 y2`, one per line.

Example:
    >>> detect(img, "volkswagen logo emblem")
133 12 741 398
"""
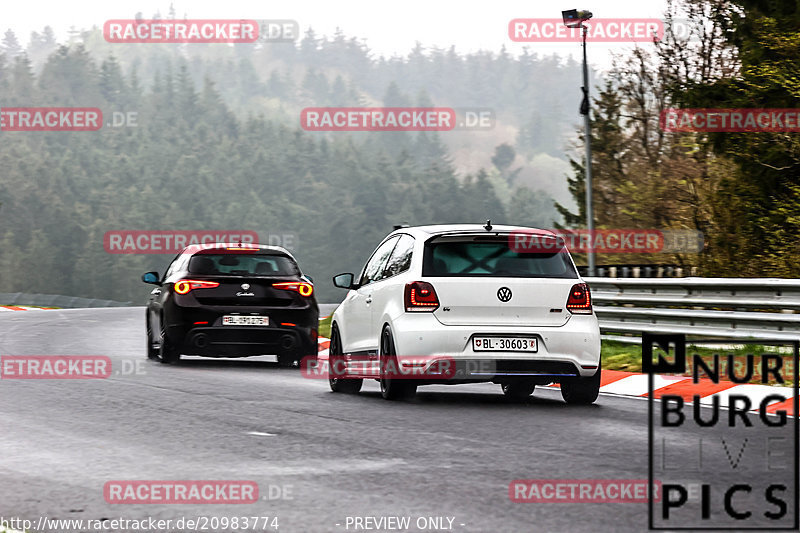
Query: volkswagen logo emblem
497 287 512 302
241 283 250 290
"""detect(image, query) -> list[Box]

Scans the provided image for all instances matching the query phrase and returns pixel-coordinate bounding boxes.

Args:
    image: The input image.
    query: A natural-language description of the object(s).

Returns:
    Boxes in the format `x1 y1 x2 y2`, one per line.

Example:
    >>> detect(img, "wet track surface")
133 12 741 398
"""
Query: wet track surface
0 308 796 532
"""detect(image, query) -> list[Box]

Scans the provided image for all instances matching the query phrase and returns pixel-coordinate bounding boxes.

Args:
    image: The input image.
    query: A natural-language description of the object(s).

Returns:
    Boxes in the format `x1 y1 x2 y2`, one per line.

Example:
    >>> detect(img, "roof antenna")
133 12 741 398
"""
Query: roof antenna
484 219 492 231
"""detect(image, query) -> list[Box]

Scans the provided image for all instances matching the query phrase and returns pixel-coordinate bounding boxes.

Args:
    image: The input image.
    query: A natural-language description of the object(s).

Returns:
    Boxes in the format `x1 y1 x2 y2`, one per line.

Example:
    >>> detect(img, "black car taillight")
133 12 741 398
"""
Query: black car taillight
173 279 220 294
404 281 439 312
566 283 592 314
272 281 314 297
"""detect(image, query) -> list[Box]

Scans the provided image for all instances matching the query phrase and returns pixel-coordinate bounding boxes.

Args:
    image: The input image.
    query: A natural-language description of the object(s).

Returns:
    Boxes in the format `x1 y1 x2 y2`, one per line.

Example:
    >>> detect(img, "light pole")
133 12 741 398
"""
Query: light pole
563 9 595 277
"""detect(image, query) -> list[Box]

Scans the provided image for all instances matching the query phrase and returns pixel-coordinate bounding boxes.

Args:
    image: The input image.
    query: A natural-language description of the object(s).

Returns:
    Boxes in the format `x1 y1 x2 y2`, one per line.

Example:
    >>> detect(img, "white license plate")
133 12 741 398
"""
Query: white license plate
222 315 269 326
473 337 537 352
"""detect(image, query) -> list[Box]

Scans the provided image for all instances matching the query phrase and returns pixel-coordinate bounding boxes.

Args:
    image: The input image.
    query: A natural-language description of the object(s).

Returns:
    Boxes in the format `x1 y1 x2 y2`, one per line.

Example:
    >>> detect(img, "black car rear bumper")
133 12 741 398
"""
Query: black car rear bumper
172 324 318 359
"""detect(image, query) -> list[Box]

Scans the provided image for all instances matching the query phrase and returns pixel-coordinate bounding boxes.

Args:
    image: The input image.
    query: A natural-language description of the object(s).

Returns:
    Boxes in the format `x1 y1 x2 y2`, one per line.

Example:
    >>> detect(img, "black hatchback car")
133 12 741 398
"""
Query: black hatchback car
142 243 318 366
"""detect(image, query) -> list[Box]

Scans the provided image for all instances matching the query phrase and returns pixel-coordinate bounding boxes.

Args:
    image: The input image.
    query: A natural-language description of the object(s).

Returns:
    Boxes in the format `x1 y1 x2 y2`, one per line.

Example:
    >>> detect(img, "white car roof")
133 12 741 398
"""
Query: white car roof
392 224 558 238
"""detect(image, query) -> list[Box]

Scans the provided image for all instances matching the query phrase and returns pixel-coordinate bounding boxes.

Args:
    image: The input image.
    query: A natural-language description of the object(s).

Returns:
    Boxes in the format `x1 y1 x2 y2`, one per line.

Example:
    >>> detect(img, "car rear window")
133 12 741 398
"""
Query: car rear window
188 254 299 276
422 237 578 278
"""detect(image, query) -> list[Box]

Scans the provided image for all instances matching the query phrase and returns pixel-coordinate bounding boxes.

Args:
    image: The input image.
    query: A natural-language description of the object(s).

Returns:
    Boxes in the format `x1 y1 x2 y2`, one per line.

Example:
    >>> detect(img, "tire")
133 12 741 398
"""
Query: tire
328 326 362 393
501 381 536 400
379 326 417 400
145 314 159 360
560 367 601 405
158 316 181 364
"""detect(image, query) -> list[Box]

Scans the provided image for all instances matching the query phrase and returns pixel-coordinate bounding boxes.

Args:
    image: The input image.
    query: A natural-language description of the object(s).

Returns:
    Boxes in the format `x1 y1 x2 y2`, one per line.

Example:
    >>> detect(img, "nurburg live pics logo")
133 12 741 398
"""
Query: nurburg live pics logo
645 332 799 530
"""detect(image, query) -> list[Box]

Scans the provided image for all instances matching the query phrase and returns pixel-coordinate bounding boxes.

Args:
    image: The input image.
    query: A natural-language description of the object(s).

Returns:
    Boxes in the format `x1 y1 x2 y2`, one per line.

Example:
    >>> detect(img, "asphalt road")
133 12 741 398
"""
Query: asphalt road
0 308 796 533
318 304 338 319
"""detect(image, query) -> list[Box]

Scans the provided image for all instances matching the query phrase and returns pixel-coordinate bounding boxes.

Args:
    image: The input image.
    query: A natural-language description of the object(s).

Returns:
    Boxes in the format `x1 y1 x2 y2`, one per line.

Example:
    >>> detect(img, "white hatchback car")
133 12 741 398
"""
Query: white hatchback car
328 224 602 403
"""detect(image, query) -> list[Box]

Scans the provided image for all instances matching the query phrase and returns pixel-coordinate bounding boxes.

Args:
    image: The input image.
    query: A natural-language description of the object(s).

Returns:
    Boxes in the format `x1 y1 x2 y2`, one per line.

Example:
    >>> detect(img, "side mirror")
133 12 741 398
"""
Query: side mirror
332 273 355 289
142 272 161 285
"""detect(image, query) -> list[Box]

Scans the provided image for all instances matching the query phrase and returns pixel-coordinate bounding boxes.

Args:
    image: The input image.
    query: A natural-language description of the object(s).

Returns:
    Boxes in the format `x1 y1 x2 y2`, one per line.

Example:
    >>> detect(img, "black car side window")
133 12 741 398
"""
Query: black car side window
163 254 184 280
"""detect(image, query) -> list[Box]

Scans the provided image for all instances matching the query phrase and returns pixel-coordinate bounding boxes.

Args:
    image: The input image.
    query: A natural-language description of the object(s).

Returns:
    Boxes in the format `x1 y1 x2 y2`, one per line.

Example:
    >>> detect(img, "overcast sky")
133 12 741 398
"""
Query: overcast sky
6 0 670 70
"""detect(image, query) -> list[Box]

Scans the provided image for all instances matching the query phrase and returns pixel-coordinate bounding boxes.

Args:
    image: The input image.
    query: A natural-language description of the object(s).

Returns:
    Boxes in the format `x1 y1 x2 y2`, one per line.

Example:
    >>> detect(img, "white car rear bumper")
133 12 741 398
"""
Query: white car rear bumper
389 312 601 378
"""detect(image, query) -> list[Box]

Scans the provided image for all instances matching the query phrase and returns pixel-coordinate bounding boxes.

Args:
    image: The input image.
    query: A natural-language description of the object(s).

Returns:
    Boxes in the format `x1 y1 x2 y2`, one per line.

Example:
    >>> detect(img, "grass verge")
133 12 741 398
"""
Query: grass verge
319 315 332 339
602 338 794 386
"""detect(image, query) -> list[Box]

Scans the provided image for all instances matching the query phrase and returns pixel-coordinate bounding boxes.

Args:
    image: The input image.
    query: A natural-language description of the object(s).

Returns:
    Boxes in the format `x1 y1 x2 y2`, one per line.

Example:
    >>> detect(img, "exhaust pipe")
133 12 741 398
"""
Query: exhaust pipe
279 335 297 351
277 334 300 367
193 333 209 348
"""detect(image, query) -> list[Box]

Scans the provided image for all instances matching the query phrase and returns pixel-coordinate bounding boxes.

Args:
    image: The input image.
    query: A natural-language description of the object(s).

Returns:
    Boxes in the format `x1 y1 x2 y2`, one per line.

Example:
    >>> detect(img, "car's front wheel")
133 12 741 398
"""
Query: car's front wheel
501 381 536 401
379 326 417 400
328 326 362 393
560 367 601 405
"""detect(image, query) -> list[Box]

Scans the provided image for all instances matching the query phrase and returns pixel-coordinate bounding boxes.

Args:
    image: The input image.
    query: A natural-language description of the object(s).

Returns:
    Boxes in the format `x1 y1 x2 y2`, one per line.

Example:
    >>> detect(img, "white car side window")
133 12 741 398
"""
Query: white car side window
360 236 399 286
382 234 414 279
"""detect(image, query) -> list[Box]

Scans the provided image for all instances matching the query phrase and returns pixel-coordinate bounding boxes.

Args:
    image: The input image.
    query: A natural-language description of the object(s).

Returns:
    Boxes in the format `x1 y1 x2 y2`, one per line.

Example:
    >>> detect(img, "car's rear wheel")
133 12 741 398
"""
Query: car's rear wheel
328 326 362 393
145 314 159 360
380 326 417 400
560 367 601 405
501 381 536 400
158 316 181 364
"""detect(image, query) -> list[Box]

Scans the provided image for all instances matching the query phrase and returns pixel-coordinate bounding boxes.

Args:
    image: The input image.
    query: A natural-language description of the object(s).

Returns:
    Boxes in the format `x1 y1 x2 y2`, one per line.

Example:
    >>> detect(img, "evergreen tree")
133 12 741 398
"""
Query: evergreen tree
1 29 22 58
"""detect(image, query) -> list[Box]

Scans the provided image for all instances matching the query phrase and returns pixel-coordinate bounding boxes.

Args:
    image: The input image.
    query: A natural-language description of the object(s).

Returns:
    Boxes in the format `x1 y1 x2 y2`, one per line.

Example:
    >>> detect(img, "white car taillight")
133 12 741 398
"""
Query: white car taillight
566 283 592 314
404 281 440 312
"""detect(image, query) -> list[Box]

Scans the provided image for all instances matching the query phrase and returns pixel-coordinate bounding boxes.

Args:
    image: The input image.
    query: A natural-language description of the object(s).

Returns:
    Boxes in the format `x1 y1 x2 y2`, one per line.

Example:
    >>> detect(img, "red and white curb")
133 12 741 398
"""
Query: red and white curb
578 369 795 415
315 337 795 414
317 337 330 356
0 305 53 311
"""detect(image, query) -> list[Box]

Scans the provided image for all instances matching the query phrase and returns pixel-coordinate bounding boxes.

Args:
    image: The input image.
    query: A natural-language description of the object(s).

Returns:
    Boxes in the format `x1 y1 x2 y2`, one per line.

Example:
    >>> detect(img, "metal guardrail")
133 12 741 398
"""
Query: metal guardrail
586 277 800 342
0 292 132 308
5 279 799 340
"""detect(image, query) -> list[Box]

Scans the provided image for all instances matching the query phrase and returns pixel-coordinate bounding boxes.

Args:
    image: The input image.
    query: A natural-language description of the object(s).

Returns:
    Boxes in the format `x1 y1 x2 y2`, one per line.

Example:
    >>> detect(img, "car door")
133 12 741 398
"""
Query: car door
342 236 399 355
